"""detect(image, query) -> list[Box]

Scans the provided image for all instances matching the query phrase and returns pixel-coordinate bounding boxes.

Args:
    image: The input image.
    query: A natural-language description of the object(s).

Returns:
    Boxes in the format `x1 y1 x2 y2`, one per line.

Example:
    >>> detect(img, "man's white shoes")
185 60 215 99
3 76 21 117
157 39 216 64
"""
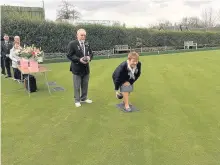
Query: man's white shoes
75 102 81 107
75 99 92 107
81 99 93 103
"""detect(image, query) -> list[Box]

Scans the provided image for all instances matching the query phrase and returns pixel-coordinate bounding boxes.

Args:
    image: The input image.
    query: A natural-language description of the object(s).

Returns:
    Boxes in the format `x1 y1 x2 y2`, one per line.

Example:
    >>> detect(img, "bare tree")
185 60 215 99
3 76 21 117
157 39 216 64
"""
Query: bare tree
151 19 173 30
159 20 172 27
181 17 189 26
149 19 172 29
112 21 121 27
218 10 220 22
56 0 81 21
201 7 216 30
189 17 203 28
180 17 203 28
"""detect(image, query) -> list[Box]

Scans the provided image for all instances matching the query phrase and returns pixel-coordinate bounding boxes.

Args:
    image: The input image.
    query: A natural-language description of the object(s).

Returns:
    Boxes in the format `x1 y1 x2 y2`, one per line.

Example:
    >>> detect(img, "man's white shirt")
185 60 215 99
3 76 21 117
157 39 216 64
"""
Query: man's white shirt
79 40 85 56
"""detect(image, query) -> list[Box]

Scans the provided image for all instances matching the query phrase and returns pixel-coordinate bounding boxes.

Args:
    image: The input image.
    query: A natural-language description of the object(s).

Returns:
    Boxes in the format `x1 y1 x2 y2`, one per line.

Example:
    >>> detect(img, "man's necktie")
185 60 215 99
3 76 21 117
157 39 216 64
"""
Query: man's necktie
81 42 85 56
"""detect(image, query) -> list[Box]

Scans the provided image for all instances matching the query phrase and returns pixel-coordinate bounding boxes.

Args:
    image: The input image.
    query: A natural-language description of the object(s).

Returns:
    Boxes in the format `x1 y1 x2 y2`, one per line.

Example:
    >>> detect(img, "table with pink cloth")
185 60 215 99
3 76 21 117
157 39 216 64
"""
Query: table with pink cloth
17 59 51 97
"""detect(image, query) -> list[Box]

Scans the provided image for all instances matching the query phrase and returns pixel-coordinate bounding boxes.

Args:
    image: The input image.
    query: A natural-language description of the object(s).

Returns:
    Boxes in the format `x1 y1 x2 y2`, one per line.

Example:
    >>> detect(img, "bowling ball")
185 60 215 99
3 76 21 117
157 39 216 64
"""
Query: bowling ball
116 92 123 99
82 56 89 62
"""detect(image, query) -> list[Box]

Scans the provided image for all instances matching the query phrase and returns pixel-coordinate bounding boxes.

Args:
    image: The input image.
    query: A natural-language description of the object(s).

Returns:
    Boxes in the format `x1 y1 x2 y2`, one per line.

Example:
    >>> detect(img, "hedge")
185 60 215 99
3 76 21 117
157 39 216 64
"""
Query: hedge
2 15 220 53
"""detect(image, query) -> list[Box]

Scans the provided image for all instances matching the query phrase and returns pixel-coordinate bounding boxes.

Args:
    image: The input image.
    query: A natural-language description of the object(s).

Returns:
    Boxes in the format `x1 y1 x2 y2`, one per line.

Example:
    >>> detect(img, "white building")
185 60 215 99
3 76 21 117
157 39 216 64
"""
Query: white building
61 19 122 26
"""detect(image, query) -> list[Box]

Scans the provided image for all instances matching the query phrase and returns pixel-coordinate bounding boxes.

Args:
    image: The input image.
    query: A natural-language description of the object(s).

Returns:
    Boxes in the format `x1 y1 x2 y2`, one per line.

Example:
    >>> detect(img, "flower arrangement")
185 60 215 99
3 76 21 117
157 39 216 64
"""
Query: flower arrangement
18 45 44 61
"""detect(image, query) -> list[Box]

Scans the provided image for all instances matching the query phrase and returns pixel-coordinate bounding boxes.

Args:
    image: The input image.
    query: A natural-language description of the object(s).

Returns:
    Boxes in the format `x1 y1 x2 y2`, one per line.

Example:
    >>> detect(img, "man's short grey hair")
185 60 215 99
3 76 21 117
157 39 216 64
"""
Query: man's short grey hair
77 29 86 35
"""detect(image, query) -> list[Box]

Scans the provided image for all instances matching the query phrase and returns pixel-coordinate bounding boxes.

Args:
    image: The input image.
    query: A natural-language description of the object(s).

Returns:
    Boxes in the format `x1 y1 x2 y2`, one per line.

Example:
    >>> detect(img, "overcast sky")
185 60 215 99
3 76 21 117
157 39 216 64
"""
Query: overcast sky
1 0 220 27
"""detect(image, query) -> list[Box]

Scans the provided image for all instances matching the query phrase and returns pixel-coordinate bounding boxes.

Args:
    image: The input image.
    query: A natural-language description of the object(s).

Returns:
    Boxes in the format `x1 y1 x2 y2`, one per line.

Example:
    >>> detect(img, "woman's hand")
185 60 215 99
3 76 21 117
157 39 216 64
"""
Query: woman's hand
123 82 130 86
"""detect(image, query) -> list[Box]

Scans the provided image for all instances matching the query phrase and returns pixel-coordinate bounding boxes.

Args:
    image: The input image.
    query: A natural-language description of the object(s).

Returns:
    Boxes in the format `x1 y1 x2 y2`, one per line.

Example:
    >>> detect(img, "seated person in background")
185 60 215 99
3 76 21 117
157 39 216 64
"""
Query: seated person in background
112 51 142 112
9 43 22 82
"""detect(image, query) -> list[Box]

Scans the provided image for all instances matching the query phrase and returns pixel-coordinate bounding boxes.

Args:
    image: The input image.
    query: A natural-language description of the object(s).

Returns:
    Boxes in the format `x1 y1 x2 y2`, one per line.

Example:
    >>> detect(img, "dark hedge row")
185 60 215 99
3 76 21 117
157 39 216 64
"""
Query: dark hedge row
2 16 220 53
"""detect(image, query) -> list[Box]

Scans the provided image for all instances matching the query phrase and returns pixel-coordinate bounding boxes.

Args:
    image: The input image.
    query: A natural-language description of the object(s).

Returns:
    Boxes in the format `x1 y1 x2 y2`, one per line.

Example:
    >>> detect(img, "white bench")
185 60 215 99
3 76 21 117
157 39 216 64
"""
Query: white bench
184 41 197 50
114 45 131 53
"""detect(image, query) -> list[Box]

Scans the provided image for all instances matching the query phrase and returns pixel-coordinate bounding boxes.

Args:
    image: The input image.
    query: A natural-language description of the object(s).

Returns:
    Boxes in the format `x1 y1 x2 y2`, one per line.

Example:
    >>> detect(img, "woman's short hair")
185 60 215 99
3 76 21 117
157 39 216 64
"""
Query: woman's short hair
128 51 139 60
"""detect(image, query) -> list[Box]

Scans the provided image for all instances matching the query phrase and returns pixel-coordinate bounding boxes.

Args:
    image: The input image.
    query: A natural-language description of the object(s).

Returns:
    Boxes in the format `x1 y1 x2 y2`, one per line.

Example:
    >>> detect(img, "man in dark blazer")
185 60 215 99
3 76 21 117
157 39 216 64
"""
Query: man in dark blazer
1 34 13 78
67 29 94 107
112 51 141 112
1 36 5 76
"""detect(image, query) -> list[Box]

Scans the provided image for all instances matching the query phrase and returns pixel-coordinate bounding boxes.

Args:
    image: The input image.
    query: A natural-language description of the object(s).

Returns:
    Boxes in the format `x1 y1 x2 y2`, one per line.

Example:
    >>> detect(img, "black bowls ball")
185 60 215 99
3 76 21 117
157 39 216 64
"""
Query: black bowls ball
82 56 89 62
116 92 123 99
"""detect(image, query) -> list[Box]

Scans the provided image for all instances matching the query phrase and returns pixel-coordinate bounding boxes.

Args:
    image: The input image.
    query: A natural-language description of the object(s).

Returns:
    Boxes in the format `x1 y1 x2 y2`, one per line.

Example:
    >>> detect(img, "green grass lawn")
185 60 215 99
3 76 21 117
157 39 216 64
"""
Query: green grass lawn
1 50 220 165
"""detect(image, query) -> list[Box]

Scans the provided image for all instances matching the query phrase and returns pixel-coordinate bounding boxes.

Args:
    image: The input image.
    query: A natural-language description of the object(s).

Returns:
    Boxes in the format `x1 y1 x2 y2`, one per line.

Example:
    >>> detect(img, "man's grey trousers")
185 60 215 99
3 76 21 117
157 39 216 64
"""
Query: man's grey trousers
73 74 89 103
